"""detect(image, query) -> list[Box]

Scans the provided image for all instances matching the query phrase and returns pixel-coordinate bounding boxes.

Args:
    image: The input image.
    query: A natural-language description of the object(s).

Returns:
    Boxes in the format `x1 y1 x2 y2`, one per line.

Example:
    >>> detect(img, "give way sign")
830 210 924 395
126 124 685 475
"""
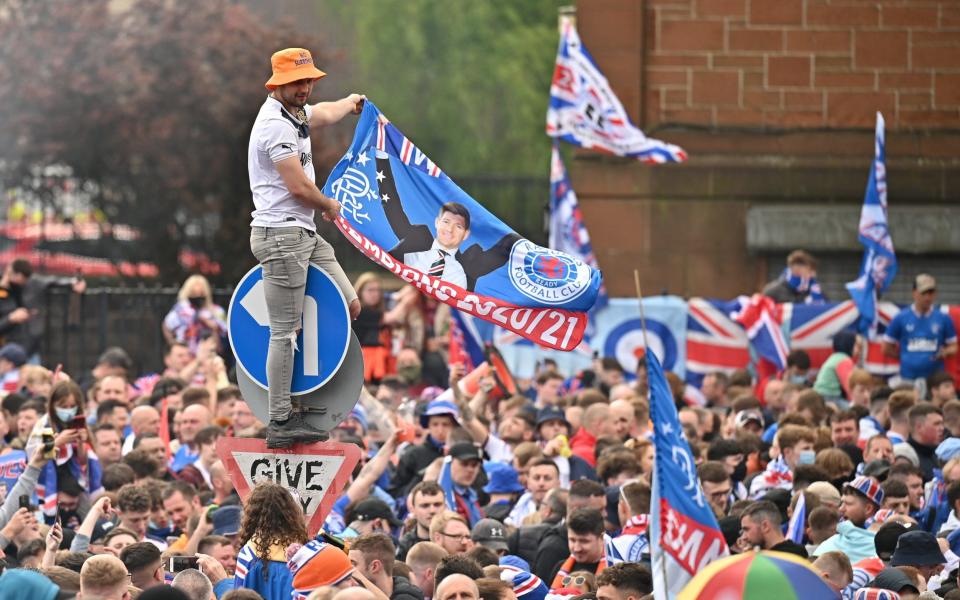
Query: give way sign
216 437 362 535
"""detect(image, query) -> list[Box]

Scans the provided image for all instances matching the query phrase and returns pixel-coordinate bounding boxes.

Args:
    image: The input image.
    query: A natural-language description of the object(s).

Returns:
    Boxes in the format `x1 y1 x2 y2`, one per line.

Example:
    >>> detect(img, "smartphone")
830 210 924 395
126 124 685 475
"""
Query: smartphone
42 428 55 458
69 416 86 430
18 495 30 511
168 556 200 573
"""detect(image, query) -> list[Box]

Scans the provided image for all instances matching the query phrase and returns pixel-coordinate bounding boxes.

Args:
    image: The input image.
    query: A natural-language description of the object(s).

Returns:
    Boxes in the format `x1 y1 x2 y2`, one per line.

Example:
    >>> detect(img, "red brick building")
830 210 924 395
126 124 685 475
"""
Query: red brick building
573 0 960 302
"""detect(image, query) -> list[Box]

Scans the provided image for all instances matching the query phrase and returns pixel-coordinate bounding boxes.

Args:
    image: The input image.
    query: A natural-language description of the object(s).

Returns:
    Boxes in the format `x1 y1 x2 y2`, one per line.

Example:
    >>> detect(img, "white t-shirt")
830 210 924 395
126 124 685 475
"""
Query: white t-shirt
248 96 316 230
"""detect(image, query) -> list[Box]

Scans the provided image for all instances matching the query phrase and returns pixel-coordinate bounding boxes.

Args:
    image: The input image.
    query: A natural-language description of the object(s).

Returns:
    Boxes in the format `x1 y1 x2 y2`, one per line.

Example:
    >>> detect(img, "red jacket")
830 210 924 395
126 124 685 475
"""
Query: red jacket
570 428 598 467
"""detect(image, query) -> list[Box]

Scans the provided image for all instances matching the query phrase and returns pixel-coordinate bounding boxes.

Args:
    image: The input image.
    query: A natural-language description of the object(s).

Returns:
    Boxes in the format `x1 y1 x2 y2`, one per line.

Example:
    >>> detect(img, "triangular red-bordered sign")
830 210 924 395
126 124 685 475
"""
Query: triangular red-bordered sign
216 438 361 536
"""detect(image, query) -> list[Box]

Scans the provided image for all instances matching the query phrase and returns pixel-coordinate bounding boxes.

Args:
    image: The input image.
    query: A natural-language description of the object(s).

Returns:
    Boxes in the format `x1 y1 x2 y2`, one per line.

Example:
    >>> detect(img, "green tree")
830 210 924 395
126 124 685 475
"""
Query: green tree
0 0 330 284
328 1 566 178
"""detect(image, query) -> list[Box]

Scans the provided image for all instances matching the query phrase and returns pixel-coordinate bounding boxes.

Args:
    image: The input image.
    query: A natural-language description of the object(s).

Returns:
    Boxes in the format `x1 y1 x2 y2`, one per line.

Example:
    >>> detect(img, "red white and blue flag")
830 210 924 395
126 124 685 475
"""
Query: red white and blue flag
731 294 790 371
648 351 728 599
686 298 750 387
549 143 608 319
547 20 686 163
847 112 897 337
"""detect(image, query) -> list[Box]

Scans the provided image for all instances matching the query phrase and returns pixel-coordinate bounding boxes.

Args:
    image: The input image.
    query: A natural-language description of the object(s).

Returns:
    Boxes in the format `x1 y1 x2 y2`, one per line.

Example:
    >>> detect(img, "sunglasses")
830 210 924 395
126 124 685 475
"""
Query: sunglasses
562 576 587 587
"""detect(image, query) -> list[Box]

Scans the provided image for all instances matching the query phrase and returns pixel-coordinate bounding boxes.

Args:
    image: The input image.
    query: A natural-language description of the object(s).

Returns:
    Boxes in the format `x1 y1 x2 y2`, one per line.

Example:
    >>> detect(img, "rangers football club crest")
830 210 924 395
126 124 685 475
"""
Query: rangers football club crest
508 239 592 305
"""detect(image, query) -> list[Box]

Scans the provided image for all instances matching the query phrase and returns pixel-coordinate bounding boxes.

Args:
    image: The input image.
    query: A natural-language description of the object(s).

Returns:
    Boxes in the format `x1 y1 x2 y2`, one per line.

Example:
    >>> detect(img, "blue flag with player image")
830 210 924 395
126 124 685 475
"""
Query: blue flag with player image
322 101 603 352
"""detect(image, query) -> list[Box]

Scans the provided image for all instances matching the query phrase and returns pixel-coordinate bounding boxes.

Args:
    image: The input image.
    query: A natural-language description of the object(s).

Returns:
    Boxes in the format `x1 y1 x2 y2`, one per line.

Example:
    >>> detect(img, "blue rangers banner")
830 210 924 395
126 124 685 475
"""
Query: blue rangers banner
324 101 603 352
547 20 687 163
648 350 727 599
847 112 897 336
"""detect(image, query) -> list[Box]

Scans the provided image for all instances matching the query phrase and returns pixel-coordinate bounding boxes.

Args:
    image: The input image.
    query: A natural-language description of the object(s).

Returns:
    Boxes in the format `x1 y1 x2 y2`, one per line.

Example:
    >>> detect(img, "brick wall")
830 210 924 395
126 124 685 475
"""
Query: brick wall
580 0 960 129
572 1 959 299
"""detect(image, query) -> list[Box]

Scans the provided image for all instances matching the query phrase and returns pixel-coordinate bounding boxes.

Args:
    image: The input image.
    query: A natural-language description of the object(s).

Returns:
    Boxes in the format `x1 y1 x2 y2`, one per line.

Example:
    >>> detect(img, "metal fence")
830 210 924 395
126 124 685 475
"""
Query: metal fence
41 286 235 377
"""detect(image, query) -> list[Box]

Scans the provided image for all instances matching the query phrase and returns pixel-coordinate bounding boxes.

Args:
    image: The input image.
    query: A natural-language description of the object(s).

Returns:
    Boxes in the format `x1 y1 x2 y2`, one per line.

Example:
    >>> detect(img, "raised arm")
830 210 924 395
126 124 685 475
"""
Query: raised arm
309 94 364 126
345 431 400 504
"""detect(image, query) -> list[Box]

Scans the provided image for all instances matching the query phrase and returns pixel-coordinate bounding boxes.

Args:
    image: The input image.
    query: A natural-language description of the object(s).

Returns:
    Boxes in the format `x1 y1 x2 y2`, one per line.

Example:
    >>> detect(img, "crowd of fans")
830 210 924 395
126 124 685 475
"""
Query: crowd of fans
0 258 956 600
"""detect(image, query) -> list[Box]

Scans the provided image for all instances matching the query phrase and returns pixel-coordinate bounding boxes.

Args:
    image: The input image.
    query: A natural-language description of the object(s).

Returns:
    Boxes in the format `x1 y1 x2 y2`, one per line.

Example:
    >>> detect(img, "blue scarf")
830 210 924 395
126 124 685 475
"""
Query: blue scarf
784 268 826 303
439 456 483 526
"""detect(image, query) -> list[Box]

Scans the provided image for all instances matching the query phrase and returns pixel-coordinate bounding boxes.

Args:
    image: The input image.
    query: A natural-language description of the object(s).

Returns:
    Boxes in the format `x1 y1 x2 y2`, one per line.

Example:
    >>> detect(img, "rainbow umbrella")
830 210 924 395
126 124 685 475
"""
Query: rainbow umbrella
677 551 839 600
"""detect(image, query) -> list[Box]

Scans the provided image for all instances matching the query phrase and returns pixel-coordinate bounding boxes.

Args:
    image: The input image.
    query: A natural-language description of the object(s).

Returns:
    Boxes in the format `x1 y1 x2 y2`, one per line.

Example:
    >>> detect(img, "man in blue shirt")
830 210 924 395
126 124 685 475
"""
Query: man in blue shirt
883 274 958 384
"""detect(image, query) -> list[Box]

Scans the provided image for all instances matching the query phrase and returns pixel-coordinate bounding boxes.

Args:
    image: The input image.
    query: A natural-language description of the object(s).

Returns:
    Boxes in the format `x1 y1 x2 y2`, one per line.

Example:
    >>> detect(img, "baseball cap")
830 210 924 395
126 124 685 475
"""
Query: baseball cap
449 442 484 463
734 409 764 429
862 459 892 481
913 274 936 293
874 521 911 562
345 497 402 528
870 567 919 595
471 518 509 552
211 505 241 537
0 343 27 368
264 48 327 90
806 481 842 506
845 476 884 507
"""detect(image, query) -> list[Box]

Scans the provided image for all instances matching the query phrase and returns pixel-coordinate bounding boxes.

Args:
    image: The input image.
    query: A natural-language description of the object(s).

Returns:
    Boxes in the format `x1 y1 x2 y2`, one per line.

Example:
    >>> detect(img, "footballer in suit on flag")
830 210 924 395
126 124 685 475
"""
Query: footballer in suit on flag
323 101 603 352
376 154 520 292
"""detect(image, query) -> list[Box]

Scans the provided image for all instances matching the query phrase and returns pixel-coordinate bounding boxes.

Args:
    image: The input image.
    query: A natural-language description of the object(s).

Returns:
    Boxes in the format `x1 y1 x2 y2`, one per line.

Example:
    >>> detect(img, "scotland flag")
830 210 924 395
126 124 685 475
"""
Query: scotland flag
846 112 896 337
324 101 603 352
547 20 686 163
648 351 727 599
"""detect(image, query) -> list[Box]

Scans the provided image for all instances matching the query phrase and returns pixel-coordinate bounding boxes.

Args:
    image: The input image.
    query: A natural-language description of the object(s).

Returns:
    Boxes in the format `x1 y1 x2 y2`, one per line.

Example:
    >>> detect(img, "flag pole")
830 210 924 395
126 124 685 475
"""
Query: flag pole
558 5 576 31
635 268 669 599
633 269 650 350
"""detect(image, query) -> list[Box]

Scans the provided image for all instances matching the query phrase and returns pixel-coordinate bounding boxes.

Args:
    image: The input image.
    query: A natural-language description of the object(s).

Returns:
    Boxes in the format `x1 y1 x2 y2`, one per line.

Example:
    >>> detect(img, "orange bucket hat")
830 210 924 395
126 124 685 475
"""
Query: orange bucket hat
265 48 327 90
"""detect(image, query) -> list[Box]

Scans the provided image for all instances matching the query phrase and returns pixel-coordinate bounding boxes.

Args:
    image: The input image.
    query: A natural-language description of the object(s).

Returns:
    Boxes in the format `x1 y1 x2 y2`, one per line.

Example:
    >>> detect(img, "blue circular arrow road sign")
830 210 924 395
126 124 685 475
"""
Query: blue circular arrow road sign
228 264 350 396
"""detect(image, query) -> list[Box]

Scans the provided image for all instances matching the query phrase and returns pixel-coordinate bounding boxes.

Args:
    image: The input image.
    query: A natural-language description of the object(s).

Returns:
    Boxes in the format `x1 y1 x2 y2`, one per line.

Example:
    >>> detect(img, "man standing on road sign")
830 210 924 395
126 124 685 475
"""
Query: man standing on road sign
248 48 363 448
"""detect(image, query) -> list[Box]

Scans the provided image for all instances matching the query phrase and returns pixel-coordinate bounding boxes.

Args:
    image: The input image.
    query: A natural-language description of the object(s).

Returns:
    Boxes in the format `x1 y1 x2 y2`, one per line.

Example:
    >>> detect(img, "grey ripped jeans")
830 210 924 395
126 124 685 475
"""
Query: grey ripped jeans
250 226 357 422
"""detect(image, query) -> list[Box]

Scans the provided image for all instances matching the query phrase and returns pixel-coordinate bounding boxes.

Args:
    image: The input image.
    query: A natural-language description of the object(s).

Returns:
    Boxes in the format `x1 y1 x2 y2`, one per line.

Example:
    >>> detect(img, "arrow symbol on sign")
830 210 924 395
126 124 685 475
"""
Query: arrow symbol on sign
240 279 319 377
239 280 270 326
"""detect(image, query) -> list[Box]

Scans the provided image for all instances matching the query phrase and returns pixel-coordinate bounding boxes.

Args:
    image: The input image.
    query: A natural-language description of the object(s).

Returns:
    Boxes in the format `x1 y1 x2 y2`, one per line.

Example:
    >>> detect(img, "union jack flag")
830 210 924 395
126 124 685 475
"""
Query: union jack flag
731 294 789 370
375 114 442 178
686 298 749 387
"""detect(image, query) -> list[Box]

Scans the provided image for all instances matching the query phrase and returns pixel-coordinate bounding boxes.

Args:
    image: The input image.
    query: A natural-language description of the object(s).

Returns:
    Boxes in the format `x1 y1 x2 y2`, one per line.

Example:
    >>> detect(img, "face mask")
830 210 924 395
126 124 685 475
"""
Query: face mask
188 296 205 309
789 375 807 385
797 450 816 465
398 365 422 384
732 461 747 482
55 407 78 422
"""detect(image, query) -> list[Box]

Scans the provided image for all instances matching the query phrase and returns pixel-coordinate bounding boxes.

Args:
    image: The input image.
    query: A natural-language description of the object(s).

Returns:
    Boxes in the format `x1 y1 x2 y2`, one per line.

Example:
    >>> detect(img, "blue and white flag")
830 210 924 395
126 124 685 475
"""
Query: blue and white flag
547 21 687 163
550 143 608 318
450 309 494 369
786 491 807 544
324 101 603 352
648 351 727 599
846 112 896 337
